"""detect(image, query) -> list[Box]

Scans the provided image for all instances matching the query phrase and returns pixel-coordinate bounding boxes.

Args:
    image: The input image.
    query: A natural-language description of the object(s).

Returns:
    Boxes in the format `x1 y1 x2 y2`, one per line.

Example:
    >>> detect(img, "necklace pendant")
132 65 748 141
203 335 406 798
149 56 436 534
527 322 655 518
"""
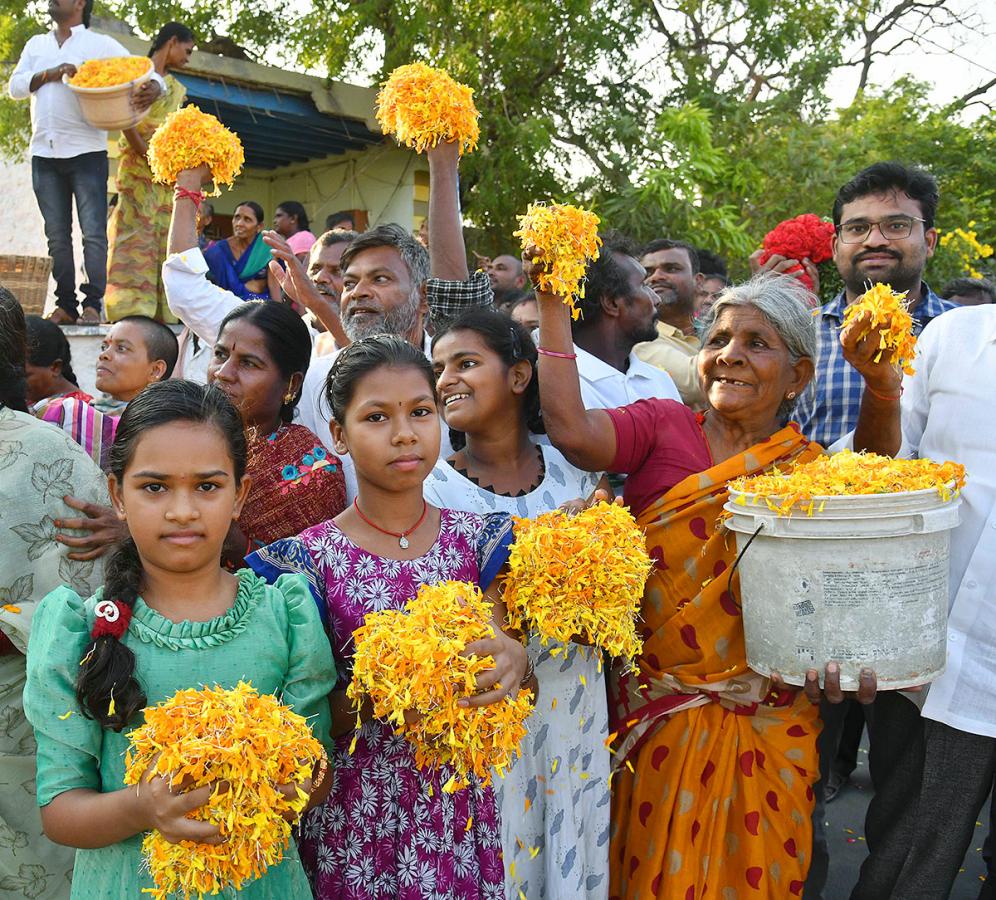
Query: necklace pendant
399 535 410 549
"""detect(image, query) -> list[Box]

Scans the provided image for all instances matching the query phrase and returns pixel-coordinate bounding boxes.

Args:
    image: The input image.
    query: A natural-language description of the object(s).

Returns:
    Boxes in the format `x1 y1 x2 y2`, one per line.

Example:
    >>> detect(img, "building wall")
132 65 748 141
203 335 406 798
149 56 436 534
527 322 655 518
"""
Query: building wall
210 145 426 232
2 141 424 314
4 157 83 314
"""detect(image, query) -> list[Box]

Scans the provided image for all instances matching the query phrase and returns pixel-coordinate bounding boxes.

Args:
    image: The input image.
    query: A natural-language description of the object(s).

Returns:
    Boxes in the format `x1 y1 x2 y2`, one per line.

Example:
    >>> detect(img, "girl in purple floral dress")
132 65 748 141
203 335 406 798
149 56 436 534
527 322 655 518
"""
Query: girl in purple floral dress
249 335 531 900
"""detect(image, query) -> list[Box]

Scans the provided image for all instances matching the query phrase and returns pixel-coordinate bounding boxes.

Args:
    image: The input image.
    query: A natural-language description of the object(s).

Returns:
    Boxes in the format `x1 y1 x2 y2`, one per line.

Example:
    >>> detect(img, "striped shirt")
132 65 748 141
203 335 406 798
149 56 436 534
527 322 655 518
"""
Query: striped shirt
795 284 957 446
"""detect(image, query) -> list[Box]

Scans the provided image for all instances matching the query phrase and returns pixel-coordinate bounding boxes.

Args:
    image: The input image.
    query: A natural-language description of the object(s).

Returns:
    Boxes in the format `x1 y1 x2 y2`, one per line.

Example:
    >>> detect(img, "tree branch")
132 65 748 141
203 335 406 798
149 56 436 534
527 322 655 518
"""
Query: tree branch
945 76 996 113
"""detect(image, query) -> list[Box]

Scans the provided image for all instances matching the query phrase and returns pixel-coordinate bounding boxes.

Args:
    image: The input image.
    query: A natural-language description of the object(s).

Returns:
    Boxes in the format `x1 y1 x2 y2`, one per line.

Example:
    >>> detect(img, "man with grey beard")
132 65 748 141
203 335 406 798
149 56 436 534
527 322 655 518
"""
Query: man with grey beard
292 139 491 475
163 138 491 501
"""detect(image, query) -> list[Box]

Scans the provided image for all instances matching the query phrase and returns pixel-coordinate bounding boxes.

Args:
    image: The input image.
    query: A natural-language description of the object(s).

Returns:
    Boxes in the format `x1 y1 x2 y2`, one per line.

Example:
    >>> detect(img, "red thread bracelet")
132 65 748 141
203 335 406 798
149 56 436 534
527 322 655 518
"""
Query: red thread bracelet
537 347 578 360
866 384 903 402
174 187 205 209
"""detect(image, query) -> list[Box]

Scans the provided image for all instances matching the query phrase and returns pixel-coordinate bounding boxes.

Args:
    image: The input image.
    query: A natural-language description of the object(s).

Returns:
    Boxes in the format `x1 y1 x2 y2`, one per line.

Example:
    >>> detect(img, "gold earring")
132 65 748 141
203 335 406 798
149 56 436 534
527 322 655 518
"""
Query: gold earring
283 391 295 404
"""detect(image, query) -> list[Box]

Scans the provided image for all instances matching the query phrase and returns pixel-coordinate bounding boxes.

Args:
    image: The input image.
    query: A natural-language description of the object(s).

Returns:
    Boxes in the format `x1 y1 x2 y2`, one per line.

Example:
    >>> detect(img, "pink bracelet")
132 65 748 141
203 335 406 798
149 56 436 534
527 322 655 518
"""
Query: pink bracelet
537 347 578 360
866 384 903 402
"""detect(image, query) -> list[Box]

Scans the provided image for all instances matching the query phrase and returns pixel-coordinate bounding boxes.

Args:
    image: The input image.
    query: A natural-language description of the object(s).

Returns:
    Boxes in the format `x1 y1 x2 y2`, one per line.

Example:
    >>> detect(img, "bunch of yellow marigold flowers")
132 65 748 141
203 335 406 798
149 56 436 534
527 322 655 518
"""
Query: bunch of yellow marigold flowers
503 501 651 666
69 56 151 88
124 681 324 900
349 580 532 790
515 203 602 319
147 105 245 196
841 282 918 375
731 449 966 515
376 62 480 154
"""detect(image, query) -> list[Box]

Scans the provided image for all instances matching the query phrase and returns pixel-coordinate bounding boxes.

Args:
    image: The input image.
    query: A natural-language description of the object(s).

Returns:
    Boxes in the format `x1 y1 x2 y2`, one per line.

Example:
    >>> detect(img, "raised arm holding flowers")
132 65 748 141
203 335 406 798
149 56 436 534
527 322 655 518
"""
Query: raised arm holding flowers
526 240 920 897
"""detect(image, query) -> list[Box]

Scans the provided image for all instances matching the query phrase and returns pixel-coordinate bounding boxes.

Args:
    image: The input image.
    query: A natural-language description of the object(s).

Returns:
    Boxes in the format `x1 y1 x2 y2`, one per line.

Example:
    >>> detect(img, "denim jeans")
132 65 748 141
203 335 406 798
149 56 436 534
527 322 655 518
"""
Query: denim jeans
31 151 108 316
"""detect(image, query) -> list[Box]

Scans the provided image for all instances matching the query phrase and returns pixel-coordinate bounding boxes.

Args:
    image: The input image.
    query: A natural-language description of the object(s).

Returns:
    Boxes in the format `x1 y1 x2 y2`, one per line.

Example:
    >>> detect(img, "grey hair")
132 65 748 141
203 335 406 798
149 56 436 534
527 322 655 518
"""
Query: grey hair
696 273 817 419
339 222 430 287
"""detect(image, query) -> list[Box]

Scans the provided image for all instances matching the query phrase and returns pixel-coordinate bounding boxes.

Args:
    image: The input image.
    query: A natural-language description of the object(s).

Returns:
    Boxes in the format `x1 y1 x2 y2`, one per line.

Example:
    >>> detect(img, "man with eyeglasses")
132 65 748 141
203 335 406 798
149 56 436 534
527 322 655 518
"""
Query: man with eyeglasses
798 162 957 900
795 162 957 448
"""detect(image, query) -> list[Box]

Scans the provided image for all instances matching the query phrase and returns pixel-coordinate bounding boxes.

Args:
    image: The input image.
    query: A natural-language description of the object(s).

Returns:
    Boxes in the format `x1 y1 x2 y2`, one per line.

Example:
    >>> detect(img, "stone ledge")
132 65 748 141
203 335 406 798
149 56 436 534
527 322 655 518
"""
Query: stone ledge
60 323 183 336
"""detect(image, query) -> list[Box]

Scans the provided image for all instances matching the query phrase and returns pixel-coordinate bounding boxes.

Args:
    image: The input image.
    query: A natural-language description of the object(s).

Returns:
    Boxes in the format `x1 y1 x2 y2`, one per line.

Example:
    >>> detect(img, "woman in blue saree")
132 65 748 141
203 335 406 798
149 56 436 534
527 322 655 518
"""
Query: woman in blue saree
204 200 280 300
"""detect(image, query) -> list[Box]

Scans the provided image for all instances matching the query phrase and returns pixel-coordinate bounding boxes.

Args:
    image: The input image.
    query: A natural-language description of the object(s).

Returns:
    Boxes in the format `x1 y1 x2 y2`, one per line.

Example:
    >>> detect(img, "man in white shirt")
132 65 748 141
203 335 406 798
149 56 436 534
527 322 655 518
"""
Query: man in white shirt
847 303 996 898
8 0 161 324
570 238 680 410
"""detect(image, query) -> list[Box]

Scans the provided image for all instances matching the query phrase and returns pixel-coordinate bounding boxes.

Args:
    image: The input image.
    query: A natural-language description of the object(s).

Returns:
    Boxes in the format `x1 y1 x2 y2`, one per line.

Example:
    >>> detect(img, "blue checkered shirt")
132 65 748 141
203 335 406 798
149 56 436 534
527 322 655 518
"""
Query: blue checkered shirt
795 284 958 446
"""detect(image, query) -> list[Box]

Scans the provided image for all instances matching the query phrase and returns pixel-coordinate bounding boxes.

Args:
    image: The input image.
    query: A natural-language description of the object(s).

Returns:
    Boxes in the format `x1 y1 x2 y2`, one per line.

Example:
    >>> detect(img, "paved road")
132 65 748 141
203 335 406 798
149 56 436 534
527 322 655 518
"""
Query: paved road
822 739 992 899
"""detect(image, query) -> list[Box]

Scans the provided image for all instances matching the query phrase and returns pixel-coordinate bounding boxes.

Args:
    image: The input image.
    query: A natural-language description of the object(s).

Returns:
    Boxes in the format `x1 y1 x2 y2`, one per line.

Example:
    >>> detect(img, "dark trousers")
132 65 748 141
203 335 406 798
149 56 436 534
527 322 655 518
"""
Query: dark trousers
805 698 875 900
31 151 108 316
969 773 996 900
832 699 868 779
851 692 996 899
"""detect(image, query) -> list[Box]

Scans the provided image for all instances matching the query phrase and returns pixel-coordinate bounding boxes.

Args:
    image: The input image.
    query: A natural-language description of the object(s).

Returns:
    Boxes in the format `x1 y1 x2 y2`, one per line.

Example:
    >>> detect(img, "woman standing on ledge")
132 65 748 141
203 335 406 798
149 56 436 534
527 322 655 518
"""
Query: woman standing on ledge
105 22 194 323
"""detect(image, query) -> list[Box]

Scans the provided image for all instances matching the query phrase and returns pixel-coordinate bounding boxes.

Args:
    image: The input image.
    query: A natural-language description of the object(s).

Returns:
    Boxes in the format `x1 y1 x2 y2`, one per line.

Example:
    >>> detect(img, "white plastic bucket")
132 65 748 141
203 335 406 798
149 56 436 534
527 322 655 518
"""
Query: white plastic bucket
724 485 960 691
64 59 154 131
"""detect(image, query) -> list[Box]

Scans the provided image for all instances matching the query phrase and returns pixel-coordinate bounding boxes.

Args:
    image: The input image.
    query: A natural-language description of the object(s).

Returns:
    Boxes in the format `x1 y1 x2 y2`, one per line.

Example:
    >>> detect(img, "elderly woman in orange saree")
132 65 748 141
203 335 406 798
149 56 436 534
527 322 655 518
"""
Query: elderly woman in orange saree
528 250 898 899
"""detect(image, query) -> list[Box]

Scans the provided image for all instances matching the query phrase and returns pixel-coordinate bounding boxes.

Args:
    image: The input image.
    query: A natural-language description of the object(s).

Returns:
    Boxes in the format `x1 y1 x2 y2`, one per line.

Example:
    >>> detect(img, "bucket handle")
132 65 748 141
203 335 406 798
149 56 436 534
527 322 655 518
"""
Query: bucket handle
726 521 765 606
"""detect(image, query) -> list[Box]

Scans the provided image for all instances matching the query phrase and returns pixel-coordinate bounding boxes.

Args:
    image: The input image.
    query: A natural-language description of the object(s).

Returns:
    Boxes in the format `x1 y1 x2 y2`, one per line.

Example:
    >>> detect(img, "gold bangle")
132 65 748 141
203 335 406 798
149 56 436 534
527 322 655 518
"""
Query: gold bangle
312 750 329 790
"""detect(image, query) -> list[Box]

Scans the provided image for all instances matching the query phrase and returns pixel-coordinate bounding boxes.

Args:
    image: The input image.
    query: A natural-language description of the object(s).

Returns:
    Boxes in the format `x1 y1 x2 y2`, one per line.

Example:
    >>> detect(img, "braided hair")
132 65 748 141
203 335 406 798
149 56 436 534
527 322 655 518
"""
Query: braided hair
432 308 545 451
75 381 247 730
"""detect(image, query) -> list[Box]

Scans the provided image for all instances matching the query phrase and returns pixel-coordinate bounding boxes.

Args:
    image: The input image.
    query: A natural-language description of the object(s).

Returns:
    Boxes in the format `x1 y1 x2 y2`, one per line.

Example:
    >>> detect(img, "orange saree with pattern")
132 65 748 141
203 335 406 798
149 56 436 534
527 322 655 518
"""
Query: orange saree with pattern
608 424 823 900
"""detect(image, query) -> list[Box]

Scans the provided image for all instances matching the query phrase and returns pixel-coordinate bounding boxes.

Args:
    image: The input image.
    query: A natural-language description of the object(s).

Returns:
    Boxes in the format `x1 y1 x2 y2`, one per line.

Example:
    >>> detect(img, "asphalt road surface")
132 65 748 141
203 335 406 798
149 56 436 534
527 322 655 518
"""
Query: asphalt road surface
822 737 992 899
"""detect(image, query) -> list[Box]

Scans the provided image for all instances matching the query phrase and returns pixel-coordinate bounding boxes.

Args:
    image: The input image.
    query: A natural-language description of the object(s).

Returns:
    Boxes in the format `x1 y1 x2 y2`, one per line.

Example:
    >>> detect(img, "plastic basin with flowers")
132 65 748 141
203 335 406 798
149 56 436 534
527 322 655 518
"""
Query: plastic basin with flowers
64 56 155 131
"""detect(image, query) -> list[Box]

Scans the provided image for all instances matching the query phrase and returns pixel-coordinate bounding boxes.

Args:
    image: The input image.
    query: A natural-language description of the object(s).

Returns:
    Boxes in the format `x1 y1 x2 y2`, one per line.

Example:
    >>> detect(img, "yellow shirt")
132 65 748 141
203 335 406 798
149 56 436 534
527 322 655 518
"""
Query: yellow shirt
634 321 705 408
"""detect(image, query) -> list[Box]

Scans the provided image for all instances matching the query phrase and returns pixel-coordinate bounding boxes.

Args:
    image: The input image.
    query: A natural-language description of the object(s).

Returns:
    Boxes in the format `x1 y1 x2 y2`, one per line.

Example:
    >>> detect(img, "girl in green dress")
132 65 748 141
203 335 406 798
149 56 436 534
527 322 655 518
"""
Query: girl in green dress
23 380 336 898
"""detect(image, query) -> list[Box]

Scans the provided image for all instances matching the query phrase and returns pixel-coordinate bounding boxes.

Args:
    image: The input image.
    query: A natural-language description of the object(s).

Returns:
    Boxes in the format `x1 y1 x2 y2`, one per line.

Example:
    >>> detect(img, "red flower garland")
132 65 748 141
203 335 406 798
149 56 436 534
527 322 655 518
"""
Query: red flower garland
758 214 835 292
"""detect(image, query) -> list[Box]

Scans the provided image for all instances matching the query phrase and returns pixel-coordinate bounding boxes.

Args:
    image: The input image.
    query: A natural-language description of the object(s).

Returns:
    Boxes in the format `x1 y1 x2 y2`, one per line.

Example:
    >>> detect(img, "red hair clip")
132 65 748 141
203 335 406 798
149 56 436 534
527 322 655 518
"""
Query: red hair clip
92 599 132 640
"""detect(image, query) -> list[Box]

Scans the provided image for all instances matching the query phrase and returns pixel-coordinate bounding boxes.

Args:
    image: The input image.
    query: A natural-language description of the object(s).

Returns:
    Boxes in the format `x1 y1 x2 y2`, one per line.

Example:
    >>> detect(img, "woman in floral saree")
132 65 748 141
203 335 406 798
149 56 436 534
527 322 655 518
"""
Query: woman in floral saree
528 253 897 899
105 23 194 322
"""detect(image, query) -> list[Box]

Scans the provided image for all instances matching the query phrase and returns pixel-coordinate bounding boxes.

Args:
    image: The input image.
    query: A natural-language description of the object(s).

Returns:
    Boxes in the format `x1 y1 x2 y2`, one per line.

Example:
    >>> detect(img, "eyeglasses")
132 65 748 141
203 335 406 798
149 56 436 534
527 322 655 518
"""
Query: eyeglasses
836 215 926 244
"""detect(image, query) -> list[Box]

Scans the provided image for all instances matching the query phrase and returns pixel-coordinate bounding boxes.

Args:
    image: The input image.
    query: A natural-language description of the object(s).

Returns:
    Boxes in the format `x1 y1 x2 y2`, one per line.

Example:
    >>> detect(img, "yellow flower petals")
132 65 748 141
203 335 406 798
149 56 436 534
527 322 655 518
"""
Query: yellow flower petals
841 282 918 376
147 105 245 197
123 681 323 900
731 449 966 515
376 62 480 155
349 581 532 789
69 56 150 88
514 203 601 319
503 501 651 666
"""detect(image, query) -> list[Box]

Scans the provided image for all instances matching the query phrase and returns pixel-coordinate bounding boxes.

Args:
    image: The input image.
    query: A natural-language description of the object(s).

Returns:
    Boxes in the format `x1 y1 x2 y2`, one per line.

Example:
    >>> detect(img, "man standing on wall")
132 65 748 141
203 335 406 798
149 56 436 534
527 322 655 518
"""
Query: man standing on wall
9 0 162 324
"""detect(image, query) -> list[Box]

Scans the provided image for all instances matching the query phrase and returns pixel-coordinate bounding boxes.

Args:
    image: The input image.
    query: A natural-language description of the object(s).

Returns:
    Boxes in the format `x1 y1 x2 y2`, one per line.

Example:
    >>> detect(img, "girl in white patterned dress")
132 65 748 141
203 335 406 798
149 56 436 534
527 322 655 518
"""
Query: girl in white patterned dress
425 309 611 900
